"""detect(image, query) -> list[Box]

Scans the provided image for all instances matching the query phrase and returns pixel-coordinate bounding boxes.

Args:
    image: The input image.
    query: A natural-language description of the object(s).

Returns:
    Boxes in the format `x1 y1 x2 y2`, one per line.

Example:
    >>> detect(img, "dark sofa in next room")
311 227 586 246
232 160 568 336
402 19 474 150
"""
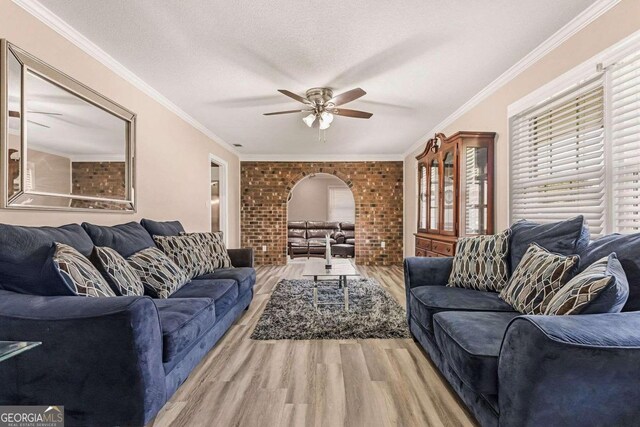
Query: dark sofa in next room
0 219 255 427
405 216 640 427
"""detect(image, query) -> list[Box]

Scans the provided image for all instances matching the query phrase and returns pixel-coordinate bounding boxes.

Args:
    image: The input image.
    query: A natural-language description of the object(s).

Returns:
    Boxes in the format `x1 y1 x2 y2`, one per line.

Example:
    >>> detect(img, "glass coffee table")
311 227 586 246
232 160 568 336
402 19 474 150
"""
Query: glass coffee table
302 259 360 312
0 341 41 363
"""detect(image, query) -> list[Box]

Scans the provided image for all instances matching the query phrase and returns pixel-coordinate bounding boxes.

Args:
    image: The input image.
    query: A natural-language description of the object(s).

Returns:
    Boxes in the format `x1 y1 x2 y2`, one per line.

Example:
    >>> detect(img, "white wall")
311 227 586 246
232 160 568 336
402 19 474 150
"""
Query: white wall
404 0 640 257
288 174 353 222
0 2 241 247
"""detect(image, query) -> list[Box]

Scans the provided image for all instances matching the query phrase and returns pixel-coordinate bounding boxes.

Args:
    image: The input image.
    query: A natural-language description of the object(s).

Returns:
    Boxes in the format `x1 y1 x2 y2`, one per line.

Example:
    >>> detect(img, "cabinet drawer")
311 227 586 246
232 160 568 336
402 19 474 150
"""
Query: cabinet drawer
426 251 444 258
415 237 432 250
432 240 455 256
415 248 427 257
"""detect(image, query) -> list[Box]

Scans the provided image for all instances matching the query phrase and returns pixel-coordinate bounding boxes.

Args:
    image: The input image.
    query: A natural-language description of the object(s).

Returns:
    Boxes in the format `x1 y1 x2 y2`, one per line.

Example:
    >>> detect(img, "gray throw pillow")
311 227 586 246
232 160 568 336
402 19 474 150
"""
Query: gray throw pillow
500 243 579 314
180 231 232 270
52 242 116 297
545 253 629 315
93 246 144 296
153 234 212 279
127 247 188 298
447 229 511 291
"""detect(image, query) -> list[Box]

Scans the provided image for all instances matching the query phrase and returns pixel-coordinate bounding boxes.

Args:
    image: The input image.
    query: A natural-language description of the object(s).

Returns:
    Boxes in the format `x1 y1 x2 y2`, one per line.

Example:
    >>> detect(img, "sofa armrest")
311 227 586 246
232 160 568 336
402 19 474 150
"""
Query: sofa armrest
0 291 165 426
228 248 254 268
333 232 346 244
498 313 640 427
403 256 453 290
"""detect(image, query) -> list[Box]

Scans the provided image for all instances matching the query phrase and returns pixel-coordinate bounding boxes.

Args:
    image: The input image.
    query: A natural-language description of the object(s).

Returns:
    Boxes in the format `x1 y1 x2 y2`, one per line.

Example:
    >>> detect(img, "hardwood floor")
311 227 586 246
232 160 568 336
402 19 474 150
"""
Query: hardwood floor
149 263 476 427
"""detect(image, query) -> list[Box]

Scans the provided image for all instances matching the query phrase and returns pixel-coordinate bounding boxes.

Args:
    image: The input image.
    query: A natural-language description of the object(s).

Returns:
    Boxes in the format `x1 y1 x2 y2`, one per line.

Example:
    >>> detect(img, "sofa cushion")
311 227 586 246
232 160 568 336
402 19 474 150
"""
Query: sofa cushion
195 267 255 296
346 238 355 245
340 222 355 231
500 243 579 314
433 311 520 394
308 238 336 246
127 248 189 298
509 216 589 273
578 233 640 312
448 229 511 292
154 298 216 366
140 219 185 237
153 234 212 280
170 279 239 320
93 246 145 296
545 254 628 315
307 221 339 229
288 221 306 229
288 237 306 244
82 222 155 258
288 229 306 239
52 243 116 297
308 229 334 239
409 286 514 333
0 223 94 296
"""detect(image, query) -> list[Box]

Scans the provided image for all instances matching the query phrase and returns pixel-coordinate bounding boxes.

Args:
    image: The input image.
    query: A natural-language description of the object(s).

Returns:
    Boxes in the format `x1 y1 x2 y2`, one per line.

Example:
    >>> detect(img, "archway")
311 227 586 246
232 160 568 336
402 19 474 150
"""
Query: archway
286 172 355 262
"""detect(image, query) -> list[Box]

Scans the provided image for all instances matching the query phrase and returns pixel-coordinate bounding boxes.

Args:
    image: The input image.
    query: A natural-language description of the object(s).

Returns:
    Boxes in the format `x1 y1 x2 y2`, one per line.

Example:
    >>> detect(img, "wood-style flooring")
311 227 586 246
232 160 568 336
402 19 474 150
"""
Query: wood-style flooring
149 263 476 427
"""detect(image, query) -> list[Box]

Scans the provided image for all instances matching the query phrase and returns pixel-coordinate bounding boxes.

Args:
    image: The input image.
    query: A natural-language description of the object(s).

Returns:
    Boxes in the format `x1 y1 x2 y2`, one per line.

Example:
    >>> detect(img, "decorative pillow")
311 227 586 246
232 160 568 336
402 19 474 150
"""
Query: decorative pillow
153 234 212 279
127 247 188 298
499 243 579 314
52 243 116 297
180 232 232 270
140 219 185 237
545 254 629 315
93 246 144 296
447 229 511 291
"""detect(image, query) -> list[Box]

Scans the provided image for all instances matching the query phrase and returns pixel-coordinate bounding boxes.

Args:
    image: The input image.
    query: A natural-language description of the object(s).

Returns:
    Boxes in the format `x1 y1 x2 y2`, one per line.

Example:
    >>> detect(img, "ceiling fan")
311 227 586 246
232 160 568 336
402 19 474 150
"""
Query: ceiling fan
9 110 62 129
263 87 372 130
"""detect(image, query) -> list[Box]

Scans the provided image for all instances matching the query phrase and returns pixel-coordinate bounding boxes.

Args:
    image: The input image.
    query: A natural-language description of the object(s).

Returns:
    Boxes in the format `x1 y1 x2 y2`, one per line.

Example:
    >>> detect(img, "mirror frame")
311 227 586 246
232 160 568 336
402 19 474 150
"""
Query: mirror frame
0 39 137 212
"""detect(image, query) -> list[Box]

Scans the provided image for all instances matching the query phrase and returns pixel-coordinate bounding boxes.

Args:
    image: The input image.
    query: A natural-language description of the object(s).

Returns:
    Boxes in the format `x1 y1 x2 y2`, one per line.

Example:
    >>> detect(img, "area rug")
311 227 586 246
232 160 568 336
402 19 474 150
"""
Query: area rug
251 278 411 340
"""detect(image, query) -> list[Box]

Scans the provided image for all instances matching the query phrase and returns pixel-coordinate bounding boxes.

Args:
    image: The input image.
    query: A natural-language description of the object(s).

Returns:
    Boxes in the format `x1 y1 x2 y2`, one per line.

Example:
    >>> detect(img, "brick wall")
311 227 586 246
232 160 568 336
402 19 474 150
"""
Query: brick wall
241 162 403 266
71 162 126 209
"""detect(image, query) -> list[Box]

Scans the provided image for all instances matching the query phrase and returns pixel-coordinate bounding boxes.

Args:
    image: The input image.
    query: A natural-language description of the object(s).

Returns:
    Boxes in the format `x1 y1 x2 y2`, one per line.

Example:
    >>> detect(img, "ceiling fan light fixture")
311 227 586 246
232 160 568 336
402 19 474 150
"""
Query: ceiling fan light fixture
319 117 331 130
302 113 316 128
320 111 334 125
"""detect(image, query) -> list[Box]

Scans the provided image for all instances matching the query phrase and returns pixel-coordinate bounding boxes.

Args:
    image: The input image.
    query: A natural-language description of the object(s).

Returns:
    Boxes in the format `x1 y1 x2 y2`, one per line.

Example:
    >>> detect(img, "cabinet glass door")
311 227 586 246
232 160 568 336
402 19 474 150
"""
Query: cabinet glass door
442 151 455 233
419 164 427 230
428 159 439 231
463 146 489 235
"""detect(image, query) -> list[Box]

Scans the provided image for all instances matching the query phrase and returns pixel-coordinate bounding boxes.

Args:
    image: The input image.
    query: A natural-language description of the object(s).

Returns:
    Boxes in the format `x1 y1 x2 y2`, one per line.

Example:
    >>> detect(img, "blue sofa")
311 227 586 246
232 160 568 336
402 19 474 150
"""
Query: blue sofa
405 216 640 427
0 219 255 427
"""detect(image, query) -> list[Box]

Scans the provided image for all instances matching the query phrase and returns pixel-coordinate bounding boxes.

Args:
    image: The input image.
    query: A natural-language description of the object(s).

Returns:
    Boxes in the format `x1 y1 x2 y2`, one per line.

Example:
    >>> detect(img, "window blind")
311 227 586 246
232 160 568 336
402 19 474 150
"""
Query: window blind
510 75 606 235
611 50 640 233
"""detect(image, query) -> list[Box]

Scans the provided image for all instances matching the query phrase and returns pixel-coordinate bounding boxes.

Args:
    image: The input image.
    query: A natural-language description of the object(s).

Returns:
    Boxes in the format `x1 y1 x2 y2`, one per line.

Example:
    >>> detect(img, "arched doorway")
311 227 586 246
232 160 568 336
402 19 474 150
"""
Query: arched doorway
286 173 355 262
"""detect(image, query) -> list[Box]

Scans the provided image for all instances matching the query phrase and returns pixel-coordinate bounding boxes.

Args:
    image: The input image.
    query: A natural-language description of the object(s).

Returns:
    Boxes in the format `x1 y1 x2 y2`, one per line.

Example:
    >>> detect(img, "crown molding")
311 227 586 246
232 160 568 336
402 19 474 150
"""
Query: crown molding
403 0 622 157
240 153 404 162
12 0 240 157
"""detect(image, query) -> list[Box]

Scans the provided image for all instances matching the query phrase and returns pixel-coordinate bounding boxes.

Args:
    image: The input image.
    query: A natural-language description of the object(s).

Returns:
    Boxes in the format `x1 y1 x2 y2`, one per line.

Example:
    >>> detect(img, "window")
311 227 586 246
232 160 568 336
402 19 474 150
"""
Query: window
510 47 640 236
328 186 355 223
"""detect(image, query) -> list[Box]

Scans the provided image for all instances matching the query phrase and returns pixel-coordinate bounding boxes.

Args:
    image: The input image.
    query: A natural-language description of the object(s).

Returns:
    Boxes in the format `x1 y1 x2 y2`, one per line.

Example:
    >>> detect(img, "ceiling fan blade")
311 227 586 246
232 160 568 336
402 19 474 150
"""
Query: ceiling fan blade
277 89 311 104
331 108 373 119
27 119 50 128
28 111 63 116
327 88 366 106
263 109 309 116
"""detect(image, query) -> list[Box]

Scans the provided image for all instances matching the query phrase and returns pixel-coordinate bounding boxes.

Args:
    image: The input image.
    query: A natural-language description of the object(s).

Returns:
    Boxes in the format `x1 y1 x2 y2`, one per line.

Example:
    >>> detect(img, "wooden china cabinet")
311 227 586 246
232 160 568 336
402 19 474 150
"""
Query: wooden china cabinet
414 131 496 257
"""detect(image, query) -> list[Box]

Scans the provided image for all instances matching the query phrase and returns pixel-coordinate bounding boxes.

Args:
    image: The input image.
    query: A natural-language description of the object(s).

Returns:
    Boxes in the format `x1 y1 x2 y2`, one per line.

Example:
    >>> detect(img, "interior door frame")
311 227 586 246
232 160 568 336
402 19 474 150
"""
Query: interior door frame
209 153 228 246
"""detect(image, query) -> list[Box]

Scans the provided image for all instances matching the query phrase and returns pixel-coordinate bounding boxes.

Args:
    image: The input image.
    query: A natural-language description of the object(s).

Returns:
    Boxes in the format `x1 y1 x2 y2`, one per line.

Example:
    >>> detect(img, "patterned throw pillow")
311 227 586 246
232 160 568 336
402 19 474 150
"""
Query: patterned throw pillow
499 243 579 314
93 246 144 296
52 243 115 297
180 231 232 270
153 234 212 279
447 229 511 291
127 247 188 298
545 254 629 315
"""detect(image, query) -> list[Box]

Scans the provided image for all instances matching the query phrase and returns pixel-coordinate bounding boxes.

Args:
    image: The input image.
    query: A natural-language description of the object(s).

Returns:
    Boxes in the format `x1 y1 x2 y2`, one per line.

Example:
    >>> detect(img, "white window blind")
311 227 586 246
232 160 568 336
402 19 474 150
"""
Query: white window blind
611 50 640 233
510 75 606 235
328 186 355 223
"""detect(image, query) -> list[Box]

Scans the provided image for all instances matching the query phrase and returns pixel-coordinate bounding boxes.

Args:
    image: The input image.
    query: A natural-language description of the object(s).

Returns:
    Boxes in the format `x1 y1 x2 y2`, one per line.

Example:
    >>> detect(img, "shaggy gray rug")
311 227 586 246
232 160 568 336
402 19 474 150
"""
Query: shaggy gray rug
251 278 411 340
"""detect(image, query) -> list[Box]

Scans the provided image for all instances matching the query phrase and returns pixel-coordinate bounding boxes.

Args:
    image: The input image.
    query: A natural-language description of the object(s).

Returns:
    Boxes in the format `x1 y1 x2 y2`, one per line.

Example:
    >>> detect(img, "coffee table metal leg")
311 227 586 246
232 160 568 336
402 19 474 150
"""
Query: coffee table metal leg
343 275 349 312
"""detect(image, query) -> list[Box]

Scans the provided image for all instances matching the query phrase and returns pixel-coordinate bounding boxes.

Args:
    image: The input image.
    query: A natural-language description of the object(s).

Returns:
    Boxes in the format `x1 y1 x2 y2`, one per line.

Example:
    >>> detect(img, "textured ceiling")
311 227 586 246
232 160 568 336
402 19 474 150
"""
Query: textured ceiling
39 0 596 157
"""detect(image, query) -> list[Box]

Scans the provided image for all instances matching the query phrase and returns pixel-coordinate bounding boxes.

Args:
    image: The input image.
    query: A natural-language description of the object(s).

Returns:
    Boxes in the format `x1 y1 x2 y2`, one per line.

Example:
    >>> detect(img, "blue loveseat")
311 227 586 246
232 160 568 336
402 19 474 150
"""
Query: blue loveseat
405 216 640 427
0 219 255 427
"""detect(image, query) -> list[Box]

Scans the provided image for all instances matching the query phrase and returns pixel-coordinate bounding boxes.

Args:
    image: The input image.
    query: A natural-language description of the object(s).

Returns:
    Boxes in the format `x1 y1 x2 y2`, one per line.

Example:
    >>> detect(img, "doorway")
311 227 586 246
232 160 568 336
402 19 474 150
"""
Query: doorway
286 173 355 262
209 154 228 245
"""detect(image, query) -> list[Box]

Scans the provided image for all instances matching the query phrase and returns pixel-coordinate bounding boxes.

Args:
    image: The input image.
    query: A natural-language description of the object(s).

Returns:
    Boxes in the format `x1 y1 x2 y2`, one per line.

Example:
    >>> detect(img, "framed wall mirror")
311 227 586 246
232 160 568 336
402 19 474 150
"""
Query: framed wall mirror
1 40 136 212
